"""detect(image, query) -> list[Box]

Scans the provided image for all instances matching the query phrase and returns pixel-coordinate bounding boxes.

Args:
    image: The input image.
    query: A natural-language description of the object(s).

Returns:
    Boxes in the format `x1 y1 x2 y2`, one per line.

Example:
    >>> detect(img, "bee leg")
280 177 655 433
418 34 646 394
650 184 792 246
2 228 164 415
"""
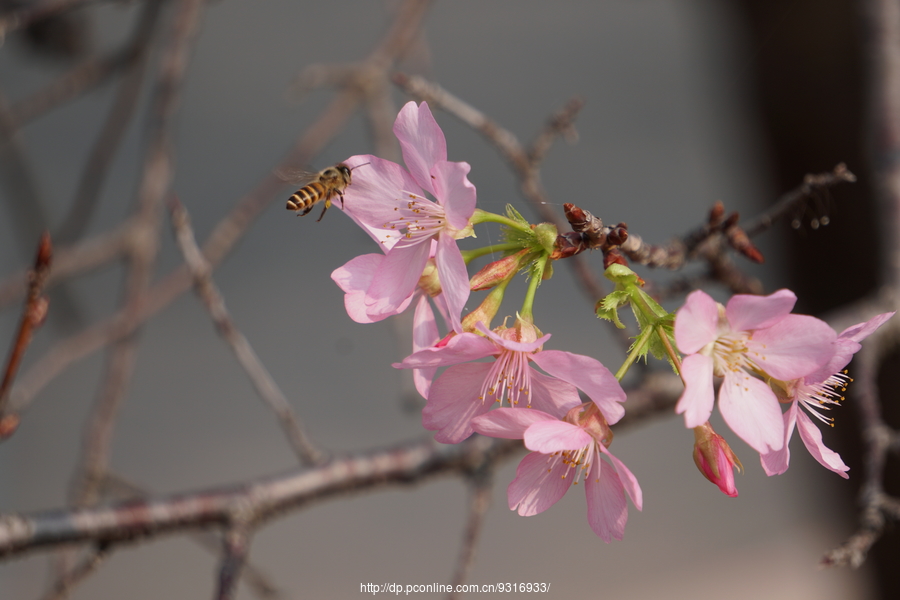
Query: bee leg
299 205 314 217
337 190 345 208
316 199 332 222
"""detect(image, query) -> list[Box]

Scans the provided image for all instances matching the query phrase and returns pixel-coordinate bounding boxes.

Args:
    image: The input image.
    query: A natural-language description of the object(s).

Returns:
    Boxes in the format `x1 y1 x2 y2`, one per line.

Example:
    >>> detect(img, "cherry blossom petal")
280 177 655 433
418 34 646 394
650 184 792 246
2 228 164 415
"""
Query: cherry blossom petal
532 350 626 424
674 290 720 354
811 312 897 380
393 101 447 196
339 155 422 248
365 238 431 317
471 407 556 439
718 372 784 453
435 233 470 333
527 370 584 414
394 332 496 369
508 452 571 516
431 160 477 231
585 457 628 542
524 420 592 453
332 254 382 324
676 353 716 428
760 402 799 476
795 408 849 478
749 314 836 380
412 295 439 398
725 288 796 332
422 362 494 443
600 446 643 510
840 312 894 343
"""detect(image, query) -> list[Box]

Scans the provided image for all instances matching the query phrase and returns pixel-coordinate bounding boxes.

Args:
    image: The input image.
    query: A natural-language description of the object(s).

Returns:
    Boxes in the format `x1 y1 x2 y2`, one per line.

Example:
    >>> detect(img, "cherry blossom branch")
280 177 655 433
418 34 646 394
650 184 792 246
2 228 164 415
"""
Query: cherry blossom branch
0 368 681 562
0 232 51 438
168 197 325 466
392 73 614 329
0 435 520 560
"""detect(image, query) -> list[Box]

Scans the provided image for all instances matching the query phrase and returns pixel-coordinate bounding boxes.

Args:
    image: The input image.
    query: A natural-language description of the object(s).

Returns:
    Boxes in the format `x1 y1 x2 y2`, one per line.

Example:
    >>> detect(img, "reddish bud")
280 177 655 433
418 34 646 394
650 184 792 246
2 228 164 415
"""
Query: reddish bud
692 423 743 497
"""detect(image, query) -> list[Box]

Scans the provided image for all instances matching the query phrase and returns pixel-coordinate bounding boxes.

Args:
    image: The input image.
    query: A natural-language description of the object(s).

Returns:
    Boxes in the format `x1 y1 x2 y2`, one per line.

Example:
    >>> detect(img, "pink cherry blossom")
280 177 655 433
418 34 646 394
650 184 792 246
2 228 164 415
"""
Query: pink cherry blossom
335 102 476 331
674 289 836 454
395 319 627 444
761 312 894 478
471 402 642 542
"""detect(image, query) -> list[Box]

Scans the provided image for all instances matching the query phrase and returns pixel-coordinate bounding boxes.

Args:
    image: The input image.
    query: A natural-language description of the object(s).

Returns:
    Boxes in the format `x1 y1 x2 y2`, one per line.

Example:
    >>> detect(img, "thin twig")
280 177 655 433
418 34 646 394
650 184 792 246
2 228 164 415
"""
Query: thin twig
215 524 253 600
39 544 109 600
73 0 205 509
168 197 325 465
743 163 856 237
0 232 52 438
53 0 165 245
447 473 493 600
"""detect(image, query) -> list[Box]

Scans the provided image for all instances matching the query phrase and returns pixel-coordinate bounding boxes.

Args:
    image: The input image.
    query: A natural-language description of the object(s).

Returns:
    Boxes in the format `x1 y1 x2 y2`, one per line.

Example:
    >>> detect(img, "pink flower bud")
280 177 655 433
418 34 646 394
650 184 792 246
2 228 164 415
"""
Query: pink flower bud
692 423 742 497
469 249 530 291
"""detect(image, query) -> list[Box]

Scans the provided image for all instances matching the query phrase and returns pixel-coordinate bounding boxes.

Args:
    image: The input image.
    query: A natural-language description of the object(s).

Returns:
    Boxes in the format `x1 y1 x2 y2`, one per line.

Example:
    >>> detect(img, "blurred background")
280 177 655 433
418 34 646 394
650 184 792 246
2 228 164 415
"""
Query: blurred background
0 0 891 598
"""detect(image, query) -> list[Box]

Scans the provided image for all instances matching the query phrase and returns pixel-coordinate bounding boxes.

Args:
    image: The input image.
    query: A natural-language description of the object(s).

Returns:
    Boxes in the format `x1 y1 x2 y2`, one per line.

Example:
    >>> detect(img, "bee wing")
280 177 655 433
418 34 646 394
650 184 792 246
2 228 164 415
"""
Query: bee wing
274 166 319 186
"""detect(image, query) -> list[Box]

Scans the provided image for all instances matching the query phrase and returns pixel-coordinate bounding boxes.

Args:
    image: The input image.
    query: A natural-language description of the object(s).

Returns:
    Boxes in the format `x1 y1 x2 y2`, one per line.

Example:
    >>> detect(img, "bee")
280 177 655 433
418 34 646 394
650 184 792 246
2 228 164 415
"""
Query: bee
280 162 365 222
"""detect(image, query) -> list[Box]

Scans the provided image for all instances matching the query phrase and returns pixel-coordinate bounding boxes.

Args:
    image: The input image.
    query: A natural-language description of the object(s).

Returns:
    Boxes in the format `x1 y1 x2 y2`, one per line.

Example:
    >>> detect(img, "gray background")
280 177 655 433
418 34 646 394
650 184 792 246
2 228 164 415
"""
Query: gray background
0 1 871 598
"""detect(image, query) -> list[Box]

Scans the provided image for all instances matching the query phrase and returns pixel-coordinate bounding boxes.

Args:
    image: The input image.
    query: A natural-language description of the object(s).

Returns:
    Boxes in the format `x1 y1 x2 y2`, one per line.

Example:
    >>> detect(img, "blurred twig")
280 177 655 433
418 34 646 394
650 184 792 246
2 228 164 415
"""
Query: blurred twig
168 197 326 466
0 231 51 439
447 471 493 600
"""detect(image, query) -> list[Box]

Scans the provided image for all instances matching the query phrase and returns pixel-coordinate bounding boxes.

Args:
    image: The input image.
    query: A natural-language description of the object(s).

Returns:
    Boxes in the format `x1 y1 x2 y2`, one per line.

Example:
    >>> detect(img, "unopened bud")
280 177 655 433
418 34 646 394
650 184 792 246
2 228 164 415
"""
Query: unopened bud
417 258 442 297
469 249 529 291
692 423 742 497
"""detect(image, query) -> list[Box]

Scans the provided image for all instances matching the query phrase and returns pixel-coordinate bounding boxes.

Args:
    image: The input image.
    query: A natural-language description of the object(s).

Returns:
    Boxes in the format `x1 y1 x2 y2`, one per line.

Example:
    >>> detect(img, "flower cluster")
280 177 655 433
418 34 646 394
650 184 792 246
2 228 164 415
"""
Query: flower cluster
675 289 893 487
314 100 893 539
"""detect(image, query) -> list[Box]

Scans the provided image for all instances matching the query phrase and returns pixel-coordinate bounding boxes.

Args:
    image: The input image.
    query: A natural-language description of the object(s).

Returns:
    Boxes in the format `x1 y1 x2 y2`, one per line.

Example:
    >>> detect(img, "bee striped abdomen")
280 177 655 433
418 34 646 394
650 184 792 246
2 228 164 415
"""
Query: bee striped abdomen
287 181 328 215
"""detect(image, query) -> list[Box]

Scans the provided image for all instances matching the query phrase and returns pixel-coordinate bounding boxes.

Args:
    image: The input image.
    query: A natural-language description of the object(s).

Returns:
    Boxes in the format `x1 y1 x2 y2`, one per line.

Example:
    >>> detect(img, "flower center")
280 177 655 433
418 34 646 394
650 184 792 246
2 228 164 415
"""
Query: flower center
711 331 756 377
380 192 446 248
478 347 532 408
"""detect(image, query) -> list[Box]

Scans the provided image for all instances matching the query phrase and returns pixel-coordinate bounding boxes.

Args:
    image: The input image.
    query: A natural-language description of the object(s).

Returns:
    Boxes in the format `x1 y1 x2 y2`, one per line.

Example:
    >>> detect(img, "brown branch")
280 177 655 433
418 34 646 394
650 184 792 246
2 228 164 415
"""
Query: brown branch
0 435 519 559
168 198 325 466
100 474 280 599
0 232 51 438
0 369 681 561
